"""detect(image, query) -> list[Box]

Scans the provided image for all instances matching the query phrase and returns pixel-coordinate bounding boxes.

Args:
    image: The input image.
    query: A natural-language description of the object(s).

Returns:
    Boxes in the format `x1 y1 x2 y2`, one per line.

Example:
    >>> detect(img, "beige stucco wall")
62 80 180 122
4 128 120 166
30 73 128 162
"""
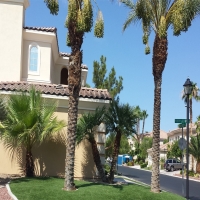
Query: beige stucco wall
22 40 52 83
0 95 107 179
0 0 25 82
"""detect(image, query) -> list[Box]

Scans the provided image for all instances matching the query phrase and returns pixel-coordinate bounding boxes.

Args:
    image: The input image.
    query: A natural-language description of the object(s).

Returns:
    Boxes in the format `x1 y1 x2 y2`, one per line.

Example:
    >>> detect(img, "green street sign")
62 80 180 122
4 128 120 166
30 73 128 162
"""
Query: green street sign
175 119 189 123
179 123 186 128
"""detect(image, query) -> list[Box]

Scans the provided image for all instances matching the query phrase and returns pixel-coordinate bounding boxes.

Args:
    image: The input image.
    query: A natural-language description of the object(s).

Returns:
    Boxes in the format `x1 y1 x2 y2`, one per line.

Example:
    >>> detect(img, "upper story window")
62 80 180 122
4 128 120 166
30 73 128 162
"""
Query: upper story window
28 44 40 75
60 68 68 85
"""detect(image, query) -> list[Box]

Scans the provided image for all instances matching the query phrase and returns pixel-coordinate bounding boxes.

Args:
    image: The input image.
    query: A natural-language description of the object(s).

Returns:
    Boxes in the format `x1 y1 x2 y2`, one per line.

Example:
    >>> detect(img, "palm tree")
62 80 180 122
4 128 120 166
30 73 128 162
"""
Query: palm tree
76 107 107 182
0 87 66 177
141 110 148 135
133 106 142 135
121 0 200 192
44 0 104 190
189 116 200 173
105 99 136 183
182 82 199 135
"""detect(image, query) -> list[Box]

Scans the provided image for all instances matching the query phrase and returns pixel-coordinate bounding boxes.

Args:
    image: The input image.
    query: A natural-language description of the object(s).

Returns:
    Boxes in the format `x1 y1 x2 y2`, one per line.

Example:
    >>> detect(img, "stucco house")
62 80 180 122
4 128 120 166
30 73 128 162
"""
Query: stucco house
147 126 197 170
0 0 111 179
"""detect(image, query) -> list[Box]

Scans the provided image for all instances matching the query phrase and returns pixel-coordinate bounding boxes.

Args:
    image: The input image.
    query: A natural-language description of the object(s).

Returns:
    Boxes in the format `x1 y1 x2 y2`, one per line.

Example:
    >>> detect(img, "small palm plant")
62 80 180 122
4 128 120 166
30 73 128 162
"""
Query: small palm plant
0 87 66 177
76 106 107 182
105 98 137 183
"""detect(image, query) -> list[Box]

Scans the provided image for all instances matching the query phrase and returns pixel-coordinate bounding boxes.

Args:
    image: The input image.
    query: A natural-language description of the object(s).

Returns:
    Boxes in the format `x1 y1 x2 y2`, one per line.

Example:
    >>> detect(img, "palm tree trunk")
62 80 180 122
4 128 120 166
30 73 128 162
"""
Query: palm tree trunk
190 98 193 135
142 118 145 135
25 149 34 177
88 137 107 182
64 29 83 190
151 34 168 193
137 118 140 135
109 129 121 183
196 161 200 173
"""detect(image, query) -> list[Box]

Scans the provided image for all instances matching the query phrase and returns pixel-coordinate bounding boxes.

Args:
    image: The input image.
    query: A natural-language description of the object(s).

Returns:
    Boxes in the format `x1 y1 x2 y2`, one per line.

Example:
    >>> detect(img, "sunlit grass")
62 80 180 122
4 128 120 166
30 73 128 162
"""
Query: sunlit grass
10 177 184 200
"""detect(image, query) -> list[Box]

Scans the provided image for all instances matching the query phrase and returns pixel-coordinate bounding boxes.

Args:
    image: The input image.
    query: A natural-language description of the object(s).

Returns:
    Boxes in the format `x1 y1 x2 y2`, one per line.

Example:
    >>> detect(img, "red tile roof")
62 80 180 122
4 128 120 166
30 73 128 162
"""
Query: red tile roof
24 26 57 33
0 82 112 100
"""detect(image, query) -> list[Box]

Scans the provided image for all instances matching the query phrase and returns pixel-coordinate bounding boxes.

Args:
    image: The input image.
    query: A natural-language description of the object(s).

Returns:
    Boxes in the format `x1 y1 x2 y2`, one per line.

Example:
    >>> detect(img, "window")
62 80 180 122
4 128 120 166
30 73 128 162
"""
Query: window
60 68 68 85
28 44 40 75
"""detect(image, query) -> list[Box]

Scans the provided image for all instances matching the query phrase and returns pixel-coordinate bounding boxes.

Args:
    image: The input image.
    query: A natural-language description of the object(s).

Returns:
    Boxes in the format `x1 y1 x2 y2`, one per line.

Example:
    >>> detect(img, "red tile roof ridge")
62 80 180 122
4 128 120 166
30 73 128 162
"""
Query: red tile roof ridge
81 87 108 91
24 26 57 33
0 81 112 100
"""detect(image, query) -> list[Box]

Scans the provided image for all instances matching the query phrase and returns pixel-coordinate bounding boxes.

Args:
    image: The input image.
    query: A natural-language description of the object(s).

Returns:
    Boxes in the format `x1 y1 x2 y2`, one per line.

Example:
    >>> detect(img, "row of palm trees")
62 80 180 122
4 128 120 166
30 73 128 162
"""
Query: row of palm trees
44 0 200 192
76 98 139 183
0 88 146 184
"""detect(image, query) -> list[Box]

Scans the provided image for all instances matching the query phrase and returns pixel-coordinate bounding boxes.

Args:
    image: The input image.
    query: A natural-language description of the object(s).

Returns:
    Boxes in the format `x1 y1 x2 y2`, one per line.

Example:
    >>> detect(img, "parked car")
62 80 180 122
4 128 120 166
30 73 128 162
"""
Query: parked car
164 158 185 172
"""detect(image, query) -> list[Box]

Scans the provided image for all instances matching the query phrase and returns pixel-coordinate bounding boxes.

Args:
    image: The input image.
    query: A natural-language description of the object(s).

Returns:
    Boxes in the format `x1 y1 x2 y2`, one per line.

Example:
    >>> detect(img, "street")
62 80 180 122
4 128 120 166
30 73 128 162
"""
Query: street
117 165 200 200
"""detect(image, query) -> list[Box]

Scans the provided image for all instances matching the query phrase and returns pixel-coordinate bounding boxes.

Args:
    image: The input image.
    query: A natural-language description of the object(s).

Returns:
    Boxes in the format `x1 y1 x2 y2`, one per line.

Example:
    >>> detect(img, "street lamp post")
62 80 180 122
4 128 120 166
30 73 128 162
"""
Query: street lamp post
183 78 192 200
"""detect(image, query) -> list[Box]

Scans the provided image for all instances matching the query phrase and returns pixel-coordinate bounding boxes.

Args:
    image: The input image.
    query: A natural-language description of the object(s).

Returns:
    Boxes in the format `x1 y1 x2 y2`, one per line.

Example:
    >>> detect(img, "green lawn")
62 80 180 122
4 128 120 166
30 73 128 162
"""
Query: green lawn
10 177 185 200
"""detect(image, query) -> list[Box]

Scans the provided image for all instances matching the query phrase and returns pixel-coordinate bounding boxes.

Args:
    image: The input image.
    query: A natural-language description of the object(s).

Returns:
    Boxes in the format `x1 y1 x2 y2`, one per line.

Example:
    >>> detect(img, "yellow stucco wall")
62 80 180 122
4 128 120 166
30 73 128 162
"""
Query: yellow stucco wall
0 103 105 179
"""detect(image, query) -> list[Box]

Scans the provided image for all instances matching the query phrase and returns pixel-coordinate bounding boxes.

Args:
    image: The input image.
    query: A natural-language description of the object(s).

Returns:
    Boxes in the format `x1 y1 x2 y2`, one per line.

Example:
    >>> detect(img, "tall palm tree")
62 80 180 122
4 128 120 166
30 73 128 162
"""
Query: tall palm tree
121 0 200 192
133 106 142 135
44 0 104 190
0 87 66 177
76 107 107 182
189 116 200 173
182 82 199 135
105 99 136 183
141 110 148 135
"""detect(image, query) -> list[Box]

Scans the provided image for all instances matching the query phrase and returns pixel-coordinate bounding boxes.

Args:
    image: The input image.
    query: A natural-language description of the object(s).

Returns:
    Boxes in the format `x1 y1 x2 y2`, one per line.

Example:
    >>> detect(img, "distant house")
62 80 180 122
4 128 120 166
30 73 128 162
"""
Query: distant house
147 125 197 170
0 0 111 179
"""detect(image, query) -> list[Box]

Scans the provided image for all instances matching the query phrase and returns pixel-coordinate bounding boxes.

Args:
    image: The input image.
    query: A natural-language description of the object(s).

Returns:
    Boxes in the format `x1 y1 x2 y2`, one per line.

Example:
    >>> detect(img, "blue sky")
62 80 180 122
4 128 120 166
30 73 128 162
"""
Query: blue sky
26 0 200 133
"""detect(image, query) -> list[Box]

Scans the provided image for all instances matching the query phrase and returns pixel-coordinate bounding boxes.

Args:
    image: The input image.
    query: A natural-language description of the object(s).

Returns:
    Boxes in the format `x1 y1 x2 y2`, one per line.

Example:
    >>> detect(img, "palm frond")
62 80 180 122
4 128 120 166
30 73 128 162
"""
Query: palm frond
76 106 106 144
121 0 140 31
1 87 66 152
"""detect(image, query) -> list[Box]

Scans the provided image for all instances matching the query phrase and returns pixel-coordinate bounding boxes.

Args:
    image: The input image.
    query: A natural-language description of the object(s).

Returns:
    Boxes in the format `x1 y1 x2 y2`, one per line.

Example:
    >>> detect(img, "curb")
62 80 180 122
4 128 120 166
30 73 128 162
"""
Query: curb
6 183 18 200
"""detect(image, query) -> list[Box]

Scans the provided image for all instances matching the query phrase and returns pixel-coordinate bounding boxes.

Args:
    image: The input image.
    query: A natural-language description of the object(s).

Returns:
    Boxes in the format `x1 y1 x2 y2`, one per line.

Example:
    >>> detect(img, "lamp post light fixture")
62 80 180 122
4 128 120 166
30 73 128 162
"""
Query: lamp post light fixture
183 78 192 200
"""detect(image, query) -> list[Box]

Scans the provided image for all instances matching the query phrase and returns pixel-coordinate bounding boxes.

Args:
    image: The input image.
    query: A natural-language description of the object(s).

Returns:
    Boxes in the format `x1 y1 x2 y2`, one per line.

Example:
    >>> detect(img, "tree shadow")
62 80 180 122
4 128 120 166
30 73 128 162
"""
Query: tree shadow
76 140 97 179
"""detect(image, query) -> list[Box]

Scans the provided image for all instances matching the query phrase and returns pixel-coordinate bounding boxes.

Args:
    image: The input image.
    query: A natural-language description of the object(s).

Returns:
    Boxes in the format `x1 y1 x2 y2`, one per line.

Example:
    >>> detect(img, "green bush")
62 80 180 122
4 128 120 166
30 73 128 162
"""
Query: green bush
140 163 147 168
160 163 164 170
189 170 195 177
147 165 152 170
180 169 195 177
104 164 110 175
127 161 134 166
139 160 143 165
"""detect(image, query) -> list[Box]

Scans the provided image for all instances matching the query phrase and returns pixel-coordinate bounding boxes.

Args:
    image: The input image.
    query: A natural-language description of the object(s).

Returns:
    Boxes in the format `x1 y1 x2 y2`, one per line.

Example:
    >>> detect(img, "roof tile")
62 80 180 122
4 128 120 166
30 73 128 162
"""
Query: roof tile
0 82 112 100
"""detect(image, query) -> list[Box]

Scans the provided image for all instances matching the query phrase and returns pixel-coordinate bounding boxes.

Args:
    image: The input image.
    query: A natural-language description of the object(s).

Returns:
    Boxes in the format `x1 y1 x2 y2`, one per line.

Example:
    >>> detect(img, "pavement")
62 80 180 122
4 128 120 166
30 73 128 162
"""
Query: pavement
123 165 200 182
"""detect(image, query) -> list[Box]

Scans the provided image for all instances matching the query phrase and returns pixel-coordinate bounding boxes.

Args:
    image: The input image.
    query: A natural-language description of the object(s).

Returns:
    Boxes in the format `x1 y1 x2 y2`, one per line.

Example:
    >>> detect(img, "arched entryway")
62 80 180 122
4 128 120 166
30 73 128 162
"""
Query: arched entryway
60 68 68 85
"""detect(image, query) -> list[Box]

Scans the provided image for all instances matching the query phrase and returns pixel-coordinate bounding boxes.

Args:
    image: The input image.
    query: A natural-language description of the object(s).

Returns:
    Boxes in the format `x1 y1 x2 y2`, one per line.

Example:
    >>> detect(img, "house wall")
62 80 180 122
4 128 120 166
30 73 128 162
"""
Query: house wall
0 0 27 82
22 40 52 83
0 95 106 179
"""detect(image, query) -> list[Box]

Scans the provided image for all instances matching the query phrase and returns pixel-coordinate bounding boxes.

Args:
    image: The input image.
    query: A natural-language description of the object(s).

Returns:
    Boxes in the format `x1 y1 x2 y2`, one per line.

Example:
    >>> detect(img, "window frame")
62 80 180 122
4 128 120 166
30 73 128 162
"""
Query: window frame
28 43 40 75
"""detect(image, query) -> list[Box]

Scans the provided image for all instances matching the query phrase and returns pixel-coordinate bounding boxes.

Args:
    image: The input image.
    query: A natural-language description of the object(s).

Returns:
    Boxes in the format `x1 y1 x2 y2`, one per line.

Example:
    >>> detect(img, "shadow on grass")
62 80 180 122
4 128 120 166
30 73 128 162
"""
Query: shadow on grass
76 180 131 191
11 176 52 184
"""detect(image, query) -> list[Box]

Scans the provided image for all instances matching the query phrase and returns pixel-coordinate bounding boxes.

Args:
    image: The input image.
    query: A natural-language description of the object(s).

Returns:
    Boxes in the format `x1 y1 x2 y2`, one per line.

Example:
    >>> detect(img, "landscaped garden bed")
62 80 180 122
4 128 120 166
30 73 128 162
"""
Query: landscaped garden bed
9 177 185 200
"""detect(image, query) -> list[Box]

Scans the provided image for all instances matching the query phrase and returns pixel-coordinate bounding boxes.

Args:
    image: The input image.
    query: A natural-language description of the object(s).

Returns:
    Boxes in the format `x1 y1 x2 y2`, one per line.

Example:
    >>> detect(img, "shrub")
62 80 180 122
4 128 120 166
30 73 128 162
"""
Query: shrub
189 170 195 177
140 163 147 168
127 161 134 166
139 160 143 165
147 165 152 170
160 163 164 170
